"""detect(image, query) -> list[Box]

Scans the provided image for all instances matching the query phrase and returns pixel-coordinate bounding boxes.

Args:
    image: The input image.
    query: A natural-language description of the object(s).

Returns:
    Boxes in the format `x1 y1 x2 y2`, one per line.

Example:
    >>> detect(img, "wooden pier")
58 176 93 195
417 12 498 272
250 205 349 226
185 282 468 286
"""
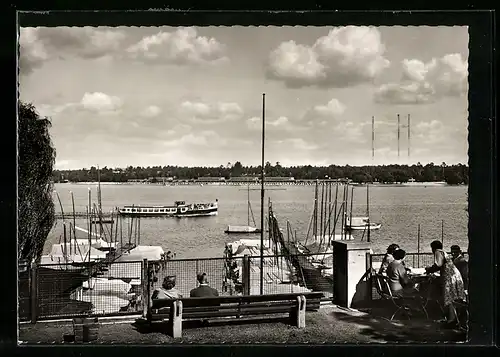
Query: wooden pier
55 212 114 220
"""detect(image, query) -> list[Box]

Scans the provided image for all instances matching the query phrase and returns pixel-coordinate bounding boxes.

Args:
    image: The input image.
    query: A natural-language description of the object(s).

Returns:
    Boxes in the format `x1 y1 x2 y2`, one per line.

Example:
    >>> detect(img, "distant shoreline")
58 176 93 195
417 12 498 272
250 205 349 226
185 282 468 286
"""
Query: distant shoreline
54 181 465 187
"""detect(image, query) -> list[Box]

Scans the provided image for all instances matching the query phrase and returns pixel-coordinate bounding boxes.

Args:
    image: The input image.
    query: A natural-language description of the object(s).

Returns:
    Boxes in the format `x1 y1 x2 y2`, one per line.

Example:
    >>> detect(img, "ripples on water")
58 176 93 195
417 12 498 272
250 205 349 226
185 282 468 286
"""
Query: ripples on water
47 184 469 258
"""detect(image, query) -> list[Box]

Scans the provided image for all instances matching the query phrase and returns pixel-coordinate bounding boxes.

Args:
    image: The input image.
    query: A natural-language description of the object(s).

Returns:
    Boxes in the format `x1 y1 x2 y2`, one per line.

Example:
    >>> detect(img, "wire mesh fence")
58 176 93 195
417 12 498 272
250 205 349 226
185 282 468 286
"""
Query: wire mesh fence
148 257 229 299
18 271 31 322
20 260 145 321
147 253 334 301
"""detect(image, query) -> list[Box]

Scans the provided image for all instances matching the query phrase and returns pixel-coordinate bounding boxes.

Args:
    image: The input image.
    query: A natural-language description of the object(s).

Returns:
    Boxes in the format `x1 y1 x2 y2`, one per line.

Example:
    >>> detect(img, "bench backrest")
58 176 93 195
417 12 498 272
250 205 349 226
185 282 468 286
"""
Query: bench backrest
151 292 324 310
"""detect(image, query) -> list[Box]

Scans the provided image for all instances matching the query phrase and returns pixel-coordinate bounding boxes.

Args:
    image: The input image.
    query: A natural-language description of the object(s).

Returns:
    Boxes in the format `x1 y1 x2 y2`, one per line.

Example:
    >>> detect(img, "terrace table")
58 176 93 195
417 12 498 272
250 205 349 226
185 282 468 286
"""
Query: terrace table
407 271 443 318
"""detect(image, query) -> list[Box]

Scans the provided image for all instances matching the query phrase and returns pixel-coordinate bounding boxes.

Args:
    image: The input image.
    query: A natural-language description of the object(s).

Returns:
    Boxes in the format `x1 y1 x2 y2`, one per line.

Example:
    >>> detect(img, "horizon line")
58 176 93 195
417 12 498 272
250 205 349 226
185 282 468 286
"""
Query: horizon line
54 162 469 171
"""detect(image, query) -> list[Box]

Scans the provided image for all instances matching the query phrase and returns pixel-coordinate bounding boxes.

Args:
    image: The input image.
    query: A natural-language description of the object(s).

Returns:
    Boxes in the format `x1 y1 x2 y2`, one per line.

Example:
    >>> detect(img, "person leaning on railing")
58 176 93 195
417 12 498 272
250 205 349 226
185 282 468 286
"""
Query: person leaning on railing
425 240 466 328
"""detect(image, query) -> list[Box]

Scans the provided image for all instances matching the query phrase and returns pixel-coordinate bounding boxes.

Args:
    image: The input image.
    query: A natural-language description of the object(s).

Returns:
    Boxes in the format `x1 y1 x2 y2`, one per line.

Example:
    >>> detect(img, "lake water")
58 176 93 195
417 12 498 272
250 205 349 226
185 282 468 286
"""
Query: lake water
47 183 469 259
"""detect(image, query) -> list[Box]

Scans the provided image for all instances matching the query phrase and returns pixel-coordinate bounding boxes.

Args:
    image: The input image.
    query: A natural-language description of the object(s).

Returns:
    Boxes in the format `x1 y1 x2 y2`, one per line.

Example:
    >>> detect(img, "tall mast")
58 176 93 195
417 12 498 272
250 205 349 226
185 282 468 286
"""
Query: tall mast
260 93 266 295
97 166 103 238
367 184 371 243
247 183 250 226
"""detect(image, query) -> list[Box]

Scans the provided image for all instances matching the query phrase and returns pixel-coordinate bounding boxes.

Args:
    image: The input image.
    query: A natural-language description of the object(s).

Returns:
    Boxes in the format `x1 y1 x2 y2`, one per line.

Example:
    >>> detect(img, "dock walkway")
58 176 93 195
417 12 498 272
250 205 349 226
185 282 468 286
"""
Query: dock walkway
286 243 334 298
55 212 114 220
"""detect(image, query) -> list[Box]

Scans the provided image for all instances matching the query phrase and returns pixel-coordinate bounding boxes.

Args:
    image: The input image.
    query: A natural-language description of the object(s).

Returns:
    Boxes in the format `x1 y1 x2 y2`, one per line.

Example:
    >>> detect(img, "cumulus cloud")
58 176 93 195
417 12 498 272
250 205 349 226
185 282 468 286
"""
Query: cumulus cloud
36 92 123 119
162 130 228 149
312 98 346 117
19 27 126 75
299 98 346 127
413 120 450 145
180 100 243 123
140 105 162 118
266 26 390 88
286 138 319 151
374 53 468 104
126 27 227 65
247 116 290 130
81 92 123 113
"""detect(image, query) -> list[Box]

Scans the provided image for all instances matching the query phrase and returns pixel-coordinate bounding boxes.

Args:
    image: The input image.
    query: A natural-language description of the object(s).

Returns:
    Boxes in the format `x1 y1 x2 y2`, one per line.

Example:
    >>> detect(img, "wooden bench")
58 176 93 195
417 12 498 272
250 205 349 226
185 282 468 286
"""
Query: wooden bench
147 292 324 338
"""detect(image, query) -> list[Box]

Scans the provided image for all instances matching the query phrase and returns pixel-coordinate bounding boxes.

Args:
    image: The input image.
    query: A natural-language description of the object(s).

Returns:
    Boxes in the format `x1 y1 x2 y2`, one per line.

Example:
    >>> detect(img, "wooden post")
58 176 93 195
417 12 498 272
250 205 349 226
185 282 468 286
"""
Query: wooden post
290 295 306 328
242 255 251 295
365 252 372 302
30 262 38 323
170 301 183 338
441 220 444 246
142 259 148 318
417 224 421 268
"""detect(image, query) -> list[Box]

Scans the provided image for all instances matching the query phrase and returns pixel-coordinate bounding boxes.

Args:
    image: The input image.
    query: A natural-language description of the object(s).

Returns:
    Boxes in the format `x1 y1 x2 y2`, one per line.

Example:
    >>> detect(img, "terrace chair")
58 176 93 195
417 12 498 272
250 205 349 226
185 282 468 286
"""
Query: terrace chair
373 273 428 321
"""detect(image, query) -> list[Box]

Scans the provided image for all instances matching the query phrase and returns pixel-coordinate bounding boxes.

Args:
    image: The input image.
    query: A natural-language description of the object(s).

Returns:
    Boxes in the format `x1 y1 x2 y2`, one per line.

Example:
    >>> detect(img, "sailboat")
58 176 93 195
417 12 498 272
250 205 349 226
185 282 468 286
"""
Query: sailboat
344 184 381 231
224 184 262 234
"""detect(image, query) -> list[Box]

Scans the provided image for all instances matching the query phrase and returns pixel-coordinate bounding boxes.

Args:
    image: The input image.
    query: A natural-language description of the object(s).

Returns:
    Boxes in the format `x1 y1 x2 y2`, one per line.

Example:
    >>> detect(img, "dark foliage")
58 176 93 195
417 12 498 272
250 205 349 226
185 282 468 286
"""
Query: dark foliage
53 161 468 185
18 102 56 263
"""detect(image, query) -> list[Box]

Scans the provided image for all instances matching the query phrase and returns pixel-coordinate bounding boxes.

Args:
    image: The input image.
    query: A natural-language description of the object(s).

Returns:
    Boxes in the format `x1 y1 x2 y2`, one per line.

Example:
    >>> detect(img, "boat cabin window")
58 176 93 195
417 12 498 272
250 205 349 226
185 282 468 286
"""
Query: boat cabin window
159 209 165 212
132 208 137 212
154 208 159 213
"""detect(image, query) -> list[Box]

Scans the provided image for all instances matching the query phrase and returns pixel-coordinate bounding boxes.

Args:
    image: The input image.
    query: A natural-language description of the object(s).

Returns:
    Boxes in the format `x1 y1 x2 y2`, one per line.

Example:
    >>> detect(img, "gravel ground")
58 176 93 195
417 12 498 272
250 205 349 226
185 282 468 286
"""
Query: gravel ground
18 305 466 345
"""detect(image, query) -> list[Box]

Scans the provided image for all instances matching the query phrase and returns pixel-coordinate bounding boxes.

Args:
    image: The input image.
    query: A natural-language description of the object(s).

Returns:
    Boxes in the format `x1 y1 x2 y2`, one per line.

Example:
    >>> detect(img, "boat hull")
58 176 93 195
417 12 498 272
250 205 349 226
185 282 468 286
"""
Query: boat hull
345 223 381 231
118 211 177 217
118 201 218 218
175 207 219 218
224 227 262 234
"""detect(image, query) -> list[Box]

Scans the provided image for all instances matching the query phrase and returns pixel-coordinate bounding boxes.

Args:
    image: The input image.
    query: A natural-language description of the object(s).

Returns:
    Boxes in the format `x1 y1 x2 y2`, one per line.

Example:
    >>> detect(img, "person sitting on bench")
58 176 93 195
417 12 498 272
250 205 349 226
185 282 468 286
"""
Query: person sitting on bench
190 273 219 297
152 275 182 300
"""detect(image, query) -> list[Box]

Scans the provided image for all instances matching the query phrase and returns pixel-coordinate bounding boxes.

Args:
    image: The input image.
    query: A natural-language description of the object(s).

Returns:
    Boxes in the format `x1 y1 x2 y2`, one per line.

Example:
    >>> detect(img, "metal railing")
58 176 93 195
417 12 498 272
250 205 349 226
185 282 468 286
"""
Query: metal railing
19 251 338 323
19 260 145 322
146 253 335 302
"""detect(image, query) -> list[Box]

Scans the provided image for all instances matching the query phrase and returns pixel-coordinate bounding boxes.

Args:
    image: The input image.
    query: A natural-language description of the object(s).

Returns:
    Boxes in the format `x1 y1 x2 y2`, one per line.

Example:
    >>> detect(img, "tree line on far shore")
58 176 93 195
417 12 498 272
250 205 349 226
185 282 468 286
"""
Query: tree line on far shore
53 161 468 185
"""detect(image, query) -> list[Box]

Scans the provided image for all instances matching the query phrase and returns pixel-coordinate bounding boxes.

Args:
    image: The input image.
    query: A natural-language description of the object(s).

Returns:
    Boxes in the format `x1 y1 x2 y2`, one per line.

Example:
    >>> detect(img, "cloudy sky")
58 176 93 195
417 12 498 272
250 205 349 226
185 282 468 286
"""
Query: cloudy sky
19 26 469 169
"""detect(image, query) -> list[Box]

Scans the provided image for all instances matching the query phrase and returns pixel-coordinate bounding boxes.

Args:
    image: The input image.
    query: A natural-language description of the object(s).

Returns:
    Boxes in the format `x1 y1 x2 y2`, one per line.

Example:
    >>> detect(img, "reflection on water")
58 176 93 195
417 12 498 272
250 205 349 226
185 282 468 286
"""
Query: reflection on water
47 184 468 258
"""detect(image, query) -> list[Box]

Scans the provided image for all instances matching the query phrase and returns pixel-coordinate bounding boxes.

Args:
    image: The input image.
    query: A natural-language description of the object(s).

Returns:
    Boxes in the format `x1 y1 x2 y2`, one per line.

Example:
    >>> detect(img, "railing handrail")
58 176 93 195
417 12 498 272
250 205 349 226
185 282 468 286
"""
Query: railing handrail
370 251 468 257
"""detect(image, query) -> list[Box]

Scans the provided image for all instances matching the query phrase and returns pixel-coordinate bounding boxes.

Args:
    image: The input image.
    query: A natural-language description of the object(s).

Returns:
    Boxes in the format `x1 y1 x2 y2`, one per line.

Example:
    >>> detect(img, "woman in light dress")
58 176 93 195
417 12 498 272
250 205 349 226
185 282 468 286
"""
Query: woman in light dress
425 240 466 327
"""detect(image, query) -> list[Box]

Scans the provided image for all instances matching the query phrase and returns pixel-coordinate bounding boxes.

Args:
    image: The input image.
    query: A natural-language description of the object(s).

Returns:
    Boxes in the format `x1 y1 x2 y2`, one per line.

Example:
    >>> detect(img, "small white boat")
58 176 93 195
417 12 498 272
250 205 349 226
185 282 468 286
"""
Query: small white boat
345 217 381 231
225 184 260 234
224 225 262 234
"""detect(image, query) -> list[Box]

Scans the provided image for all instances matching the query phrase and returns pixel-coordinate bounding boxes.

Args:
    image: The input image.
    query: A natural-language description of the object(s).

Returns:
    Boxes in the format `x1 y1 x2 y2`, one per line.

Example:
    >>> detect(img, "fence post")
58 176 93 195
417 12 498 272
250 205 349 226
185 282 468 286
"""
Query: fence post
242 255 250 296
142 259 148 318
365 252 372 302
331 252 335 303
30 261 38 323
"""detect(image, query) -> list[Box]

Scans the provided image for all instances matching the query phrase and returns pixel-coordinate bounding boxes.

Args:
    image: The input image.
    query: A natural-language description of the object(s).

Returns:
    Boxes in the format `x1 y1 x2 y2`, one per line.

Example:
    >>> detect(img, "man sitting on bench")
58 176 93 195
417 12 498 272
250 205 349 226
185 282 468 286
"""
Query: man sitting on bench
189 273 219 326
190 273 219 297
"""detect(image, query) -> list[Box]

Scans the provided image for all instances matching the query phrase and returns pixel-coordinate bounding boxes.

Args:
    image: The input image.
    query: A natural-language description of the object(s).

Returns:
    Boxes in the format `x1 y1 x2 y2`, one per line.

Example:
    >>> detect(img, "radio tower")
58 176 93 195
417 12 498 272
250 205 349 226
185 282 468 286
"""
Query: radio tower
371 116 375 160
397 114 400 159
407 114 411 159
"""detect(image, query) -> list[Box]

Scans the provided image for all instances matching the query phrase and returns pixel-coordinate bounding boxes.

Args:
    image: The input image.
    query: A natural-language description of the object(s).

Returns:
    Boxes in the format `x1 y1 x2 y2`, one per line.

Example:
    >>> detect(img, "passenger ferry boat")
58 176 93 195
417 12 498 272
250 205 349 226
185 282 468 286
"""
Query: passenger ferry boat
118 199 218 217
